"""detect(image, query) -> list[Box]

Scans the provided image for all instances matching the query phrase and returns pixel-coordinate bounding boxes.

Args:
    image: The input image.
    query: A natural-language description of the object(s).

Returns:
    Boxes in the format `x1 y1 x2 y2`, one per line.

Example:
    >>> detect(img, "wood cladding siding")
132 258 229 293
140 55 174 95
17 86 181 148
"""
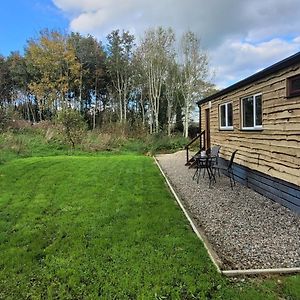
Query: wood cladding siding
219 158 300 213
200 63 300 198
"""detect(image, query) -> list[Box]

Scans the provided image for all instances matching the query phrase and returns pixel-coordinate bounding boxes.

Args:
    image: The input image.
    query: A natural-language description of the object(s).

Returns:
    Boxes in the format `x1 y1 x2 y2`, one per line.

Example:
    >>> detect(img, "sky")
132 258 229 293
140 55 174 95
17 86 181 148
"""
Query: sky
1 0 300 88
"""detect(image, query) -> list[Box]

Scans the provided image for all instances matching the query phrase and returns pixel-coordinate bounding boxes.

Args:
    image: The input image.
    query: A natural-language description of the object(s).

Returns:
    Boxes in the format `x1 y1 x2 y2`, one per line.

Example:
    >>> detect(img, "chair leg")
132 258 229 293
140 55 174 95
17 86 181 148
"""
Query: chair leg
192 167 198 180
207 167 216 188
208 168 212 188
196 169 201 183
213 162 220 177
232 172 236 186
195 167 201 184
228 169 235 189
213 166 219 177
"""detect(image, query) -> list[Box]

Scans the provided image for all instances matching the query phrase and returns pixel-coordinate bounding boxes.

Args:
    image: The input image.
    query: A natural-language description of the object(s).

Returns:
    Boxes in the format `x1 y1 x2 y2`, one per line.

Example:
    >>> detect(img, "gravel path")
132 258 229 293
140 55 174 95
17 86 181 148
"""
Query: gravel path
156 150 300 270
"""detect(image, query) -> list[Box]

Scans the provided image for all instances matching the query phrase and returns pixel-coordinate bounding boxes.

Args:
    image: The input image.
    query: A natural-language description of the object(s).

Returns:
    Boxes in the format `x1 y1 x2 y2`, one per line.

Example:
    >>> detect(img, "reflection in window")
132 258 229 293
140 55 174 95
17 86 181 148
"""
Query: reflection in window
219 102 233 130
241 94 262 129
227 103 233 127
220 105 226 127
255 95 262 126
287 75 300 97
243 96 254 128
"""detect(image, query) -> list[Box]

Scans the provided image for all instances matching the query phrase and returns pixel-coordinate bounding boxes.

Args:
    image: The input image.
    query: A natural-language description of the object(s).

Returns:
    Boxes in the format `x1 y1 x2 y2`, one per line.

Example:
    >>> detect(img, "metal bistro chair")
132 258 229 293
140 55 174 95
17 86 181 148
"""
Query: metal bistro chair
213 150 238 189
202 145 221 178
192 149 208 183
210 145 221 175
193 146 220 186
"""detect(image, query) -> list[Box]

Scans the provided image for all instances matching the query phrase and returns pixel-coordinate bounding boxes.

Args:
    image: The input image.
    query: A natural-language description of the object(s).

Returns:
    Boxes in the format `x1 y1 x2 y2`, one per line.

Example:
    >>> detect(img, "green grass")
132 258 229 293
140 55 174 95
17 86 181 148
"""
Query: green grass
0 131 70 163
0 130 189 165
0 152 299 298
0 155 225 299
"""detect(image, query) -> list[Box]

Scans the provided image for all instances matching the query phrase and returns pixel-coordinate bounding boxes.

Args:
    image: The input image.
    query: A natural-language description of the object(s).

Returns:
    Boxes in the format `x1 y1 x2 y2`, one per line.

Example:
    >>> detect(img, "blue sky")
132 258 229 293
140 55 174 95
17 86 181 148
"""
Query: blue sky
1 0 300 88
0 0 68 56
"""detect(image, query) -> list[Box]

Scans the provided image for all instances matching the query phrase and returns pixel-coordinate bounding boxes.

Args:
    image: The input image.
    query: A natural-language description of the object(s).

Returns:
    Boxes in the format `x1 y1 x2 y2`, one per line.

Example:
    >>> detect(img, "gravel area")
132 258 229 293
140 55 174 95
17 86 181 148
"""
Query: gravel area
156 150 300 270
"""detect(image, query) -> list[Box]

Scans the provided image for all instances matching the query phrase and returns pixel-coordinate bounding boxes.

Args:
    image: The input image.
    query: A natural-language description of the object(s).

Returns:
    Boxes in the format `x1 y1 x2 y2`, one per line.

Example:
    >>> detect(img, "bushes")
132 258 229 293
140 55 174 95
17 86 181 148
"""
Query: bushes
0 109 32 133
0 117 189 161
80 130 188 155
0 109 10 132
56 109 87 149
146 134 188 154
81 132 127 152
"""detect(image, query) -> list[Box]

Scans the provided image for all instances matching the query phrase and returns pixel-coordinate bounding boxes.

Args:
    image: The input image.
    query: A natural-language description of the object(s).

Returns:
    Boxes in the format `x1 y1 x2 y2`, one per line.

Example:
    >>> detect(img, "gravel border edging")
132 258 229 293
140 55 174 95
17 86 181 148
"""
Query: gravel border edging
154 156 300 276
154 157 222 273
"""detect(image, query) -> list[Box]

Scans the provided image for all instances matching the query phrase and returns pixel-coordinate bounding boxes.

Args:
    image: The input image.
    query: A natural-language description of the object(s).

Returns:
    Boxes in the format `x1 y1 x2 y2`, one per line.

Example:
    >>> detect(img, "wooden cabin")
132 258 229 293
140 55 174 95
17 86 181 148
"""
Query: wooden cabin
197 52 300 213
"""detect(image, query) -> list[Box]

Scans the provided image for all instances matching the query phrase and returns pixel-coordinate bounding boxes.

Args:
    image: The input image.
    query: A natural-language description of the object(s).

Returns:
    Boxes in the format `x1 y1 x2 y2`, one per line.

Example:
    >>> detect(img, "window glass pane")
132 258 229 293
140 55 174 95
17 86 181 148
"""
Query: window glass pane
220 105 226 127
255 95 262 126
243 96 254 127
227 103 233 126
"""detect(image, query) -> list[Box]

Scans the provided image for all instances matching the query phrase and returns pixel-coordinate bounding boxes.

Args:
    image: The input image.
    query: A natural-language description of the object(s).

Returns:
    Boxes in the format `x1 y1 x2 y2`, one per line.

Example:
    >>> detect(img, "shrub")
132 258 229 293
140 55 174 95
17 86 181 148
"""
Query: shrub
0 109 34 133
56 109 87 149
100 121 148 139
148 134 188 154
0 109 9 132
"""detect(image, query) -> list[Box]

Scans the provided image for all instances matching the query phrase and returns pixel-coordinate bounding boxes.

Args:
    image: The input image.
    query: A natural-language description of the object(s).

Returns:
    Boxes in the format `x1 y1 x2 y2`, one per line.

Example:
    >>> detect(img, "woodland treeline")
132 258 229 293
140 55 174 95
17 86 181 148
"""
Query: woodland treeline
0 27 216 137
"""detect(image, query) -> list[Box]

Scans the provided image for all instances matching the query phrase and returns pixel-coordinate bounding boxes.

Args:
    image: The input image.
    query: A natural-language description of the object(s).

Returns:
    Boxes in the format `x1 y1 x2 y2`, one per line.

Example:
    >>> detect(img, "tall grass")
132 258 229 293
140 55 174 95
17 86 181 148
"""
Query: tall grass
0 124 189 163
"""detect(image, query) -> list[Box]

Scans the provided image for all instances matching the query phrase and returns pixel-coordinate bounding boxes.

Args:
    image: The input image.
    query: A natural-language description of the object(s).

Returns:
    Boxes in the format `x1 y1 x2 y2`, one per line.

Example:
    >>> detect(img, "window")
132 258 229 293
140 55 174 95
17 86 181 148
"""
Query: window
219 102 233 130
287 75 300 97
241 93 262 129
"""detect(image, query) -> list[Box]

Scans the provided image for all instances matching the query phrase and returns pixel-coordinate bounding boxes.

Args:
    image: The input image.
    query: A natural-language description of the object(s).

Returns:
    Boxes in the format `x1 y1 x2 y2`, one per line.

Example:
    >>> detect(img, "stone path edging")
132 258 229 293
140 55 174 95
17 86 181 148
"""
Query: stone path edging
154 156 300 277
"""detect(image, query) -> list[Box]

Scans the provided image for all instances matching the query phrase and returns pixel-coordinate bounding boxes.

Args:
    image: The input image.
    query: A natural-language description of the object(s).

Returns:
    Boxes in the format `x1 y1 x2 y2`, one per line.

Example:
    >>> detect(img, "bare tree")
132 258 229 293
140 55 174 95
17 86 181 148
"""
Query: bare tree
106 30 134 123
165 60 180 136
179 31 209 137
136 27 175 133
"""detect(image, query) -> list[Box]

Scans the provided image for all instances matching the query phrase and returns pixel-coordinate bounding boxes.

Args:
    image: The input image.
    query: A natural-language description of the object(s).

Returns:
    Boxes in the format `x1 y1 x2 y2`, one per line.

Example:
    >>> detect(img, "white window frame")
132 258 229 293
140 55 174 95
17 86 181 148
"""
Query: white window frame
219 102 233 130
241 93 263 130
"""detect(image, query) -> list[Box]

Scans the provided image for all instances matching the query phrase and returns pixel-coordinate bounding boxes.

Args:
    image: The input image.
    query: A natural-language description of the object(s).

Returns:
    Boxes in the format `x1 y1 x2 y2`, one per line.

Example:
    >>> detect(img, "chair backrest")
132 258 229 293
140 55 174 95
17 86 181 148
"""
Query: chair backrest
228 150 238 170
210 145 221 157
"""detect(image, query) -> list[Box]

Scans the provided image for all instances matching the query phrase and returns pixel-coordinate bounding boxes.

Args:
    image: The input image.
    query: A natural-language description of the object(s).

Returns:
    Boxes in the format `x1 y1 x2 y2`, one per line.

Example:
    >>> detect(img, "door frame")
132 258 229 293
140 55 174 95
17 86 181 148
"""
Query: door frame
205 108 211 149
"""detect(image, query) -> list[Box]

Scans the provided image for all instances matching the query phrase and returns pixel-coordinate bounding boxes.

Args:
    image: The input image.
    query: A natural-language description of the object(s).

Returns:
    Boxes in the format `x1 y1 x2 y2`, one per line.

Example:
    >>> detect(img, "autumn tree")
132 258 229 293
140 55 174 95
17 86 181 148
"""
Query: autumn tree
0 56 12 107
25 30 81 121
0 26 214 136
69 33 107 129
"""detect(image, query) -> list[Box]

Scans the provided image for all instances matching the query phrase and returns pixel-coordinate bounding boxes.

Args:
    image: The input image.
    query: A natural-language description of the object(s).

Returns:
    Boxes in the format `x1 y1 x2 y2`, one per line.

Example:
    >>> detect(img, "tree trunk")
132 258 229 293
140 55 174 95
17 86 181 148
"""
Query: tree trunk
149 110 153 134
183 105 189 138
26 100 30 122
93 76 98 130
155 112 159 133
167 100 172 136
123 100 127 122
119 96 123 123
29 102 36 124
140 102 145 126
79 68 83 110
93 106 96 130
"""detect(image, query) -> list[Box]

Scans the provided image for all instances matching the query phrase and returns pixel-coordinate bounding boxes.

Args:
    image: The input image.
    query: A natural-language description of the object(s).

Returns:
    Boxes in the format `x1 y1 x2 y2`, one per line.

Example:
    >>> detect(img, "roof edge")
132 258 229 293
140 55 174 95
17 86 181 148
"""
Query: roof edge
197 51 300 105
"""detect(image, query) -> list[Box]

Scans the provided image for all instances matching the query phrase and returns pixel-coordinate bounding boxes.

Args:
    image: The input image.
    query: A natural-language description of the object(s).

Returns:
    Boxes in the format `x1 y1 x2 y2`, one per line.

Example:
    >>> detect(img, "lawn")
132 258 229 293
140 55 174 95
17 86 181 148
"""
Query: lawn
0 154 299 299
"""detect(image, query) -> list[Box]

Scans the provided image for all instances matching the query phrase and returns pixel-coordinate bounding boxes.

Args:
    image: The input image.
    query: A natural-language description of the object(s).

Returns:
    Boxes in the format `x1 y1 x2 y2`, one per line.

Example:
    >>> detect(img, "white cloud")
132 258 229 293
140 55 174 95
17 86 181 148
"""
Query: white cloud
52 0 300 87
212 37 300 88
